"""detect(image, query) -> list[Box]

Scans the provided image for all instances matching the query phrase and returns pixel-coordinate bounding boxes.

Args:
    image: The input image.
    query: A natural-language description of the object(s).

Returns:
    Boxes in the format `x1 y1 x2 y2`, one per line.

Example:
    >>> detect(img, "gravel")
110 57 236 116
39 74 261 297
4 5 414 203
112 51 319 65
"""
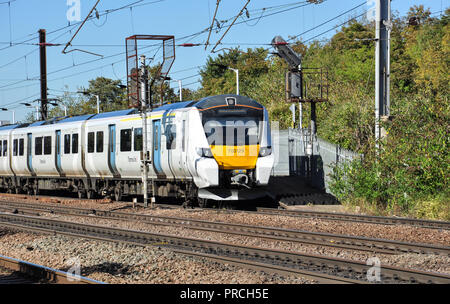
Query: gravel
37 212 450 275
128 208 450 247
0 194 448 282
0 228 315 284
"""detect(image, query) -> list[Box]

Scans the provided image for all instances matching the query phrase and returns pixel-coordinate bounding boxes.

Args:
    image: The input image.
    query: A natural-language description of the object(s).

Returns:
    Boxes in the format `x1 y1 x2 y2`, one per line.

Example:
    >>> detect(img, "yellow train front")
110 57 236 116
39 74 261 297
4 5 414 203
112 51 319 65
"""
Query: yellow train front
193 94 274 202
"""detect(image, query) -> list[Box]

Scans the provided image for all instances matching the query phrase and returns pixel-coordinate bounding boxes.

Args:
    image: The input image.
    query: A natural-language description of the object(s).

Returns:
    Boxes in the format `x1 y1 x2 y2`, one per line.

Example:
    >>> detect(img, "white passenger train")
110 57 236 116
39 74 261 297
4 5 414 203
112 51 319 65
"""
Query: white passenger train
0 94 274 205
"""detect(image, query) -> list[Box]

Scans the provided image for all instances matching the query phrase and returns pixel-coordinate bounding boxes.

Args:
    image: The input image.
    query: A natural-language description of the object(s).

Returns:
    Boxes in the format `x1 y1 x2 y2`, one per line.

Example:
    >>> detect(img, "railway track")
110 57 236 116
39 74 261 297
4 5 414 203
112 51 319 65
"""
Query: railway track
0 201 448 256
0 212 449 284
0 254 102 284
0 266 37 284
254 207 450 230
3 193 447 230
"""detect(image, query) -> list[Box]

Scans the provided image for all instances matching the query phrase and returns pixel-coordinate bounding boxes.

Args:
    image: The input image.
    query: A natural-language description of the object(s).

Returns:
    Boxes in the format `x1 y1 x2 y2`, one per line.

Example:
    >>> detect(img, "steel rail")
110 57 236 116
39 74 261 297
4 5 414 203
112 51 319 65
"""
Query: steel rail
0 212 448 284
0 201 448 256
0 266 37 284
0 254 102 284
254 207 450 230
0 215 358 284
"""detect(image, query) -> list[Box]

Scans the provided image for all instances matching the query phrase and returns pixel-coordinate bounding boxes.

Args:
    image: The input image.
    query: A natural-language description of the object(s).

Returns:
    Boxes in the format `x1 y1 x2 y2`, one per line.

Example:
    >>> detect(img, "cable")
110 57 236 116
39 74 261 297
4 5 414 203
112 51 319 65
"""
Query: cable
1 0 360 105
0 0 165 53
0 0 321 81
302 11 367 44
0 1 357 92
287 1 366 42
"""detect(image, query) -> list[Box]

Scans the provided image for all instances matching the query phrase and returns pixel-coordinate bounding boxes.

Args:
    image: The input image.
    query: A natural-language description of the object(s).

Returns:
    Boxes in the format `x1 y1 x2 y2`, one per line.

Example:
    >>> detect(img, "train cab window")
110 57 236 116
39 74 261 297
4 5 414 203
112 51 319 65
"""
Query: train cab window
120 129 132 152
44 136 52 155
64 134 71 154
2 140 6 156
88 132 95 153
19 138 24 156
96 131 104 153
72 134 78 154
134 128 143 151
13 139 18 156
35 137 42 155
166 124 176 150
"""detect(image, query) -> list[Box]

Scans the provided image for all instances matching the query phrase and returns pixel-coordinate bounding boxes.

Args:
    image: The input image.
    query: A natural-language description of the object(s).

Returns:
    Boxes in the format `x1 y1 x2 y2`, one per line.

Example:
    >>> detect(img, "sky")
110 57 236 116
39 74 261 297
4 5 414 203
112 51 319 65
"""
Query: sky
0 0 447 123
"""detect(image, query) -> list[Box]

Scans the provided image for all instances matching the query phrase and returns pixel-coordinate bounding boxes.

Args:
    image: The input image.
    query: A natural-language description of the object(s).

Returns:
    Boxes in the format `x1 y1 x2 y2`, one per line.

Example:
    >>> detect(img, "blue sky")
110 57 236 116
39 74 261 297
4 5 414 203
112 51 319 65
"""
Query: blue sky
0 0 447 122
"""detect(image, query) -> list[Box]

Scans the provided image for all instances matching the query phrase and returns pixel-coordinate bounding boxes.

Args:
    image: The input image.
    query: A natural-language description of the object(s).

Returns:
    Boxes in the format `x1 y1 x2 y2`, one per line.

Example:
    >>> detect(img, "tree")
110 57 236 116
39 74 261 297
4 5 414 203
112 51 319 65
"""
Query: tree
198 47 269 97
80 77 128 112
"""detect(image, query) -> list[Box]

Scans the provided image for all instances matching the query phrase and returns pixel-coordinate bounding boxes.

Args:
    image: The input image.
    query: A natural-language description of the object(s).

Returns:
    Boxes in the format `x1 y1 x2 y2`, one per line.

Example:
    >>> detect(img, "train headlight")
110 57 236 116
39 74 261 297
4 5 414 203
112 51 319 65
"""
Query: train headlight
196 147 214 158
259 146 272 157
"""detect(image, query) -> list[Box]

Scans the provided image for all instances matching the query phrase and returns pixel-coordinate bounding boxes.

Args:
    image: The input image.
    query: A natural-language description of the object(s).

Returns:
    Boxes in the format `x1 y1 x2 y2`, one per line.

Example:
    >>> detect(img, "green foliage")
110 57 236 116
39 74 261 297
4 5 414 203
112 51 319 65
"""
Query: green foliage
330 94 449 218
81 77 128 112
327 8 449 219
198 47 269 98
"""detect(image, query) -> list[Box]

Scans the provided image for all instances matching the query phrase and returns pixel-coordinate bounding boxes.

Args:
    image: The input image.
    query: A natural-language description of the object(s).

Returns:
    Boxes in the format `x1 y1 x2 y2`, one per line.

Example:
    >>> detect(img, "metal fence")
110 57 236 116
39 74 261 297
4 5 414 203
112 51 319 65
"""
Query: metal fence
271 128 361 193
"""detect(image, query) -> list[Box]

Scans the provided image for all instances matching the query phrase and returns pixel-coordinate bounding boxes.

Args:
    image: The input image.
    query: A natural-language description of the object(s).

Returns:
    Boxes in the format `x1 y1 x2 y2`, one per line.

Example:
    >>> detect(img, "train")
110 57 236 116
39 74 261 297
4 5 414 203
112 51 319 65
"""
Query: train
0 94 274 206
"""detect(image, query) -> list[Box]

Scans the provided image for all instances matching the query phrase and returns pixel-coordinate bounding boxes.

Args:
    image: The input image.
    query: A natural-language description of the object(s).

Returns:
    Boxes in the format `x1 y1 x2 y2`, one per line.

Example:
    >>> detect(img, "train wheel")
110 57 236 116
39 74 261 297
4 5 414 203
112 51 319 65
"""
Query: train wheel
86 190 95 200
78 189 86 199
198 198 209 208
33 184 39 196
114 186 122 202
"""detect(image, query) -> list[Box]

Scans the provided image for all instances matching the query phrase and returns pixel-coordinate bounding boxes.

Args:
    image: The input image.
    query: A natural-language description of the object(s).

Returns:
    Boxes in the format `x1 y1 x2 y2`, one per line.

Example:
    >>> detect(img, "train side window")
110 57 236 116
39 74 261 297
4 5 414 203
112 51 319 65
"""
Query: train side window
96 131 104 153
120 129 132 152
44 136 52 155
154 126 159 151
166 124 176 150
0 141 2 157
134 128 143 151
72 134 78 154
13 139 18 156
35 137 42 155
87 132 95 153
2 140 7 156
19 138 24 156
64 134 71 154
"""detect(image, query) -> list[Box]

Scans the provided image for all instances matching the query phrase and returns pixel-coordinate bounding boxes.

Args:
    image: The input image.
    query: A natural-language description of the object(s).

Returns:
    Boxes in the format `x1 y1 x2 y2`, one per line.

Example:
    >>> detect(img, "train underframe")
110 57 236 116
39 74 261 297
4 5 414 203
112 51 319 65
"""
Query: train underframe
0 175 197 203
0 168 269 207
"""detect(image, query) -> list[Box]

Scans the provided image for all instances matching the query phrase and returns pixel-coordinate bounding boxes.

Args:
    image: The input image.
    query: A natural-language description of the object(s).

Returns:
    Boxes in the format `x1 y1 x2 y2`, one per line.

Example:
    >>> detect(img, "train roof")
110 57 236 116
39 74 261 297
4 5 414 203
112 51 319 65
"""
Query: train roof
154 100 195 112
153 95 263 112
89 108 138 120
0 95 262 132
194 94 264 111
0 124 19 131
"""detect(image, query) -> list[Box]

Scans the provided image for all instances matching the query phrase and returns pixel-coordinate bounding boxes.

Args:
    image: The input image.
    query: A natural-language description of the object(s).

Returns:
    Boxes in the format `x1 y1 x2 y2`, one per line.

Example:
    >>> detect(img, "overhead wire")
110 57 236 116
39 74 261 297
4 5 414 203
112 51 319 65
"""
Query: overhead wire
0 0 362 93
2 0 365 111
0 0 165 53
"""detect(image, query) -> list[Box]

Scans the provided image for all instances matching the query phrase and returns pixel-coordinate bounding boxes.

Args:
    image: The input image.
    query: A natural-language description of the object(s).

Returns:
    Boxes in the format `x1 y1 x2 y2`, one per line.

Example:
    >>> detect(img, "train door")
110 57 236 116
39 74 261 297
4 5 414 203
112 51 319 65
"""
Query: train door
108 124 120 177
152 120 163 175
27 133 34 175
180 114 188 176
55 130 63 176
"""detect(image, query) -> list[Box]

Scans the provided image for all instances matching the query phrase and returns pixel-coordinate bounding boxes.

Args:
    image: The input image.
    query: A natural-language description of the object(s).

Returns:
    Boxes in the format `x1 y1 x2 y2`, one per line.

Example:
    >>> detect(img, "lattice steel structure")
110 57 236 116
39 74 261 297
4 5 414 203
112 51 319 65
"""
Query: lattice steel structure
126 35 175 109
285 68 329 103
